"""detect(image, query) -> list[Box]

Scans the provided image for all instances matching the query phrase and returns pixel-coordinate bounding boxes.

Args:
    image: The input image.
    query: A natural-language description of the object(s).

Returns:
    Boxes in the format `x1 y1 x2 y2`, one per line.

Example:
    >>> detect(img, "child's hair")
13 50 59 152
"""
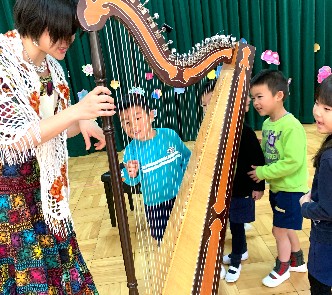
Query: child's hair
14 0 79 44
117 93 151 113
250 69 289 101
313 75 332 168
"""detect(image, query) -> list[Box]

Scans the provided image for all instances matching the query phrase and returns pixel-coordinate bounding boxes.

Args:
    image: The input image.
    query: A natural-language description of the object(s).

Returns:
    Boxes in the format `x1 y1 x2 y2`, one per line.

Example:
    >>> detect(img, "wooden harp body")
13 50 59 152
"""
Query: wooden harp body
77 1 255 294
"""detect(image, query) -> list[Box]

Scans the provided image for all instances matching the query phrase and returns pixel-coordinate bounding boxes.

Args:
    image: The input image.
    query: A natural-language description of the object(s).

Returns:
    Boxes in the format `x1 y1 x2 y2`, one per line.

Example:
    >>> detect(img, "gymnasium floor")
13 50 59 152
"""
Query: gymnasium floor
68 124 322 295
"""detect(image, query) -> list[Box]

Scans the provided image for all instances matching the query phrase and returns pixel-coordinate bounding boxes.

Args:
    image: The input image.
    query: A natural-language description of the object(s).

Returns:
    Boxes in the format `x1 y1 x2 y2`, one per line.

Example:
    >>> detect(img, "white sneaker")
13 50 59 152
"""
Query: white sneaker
262 269 290 287
244 223 253 231
225 264 242 283
223 251 249 265
220 265 226 279
289 262 307 273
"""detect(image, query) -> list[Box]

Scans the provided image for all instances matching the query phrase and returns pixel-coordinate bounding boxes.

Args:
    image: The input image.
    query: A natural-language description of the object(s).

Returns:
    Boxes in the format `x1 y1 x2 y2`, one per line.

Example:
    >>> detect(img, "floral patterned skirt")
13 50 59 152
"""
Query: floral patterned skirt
0 158 98 295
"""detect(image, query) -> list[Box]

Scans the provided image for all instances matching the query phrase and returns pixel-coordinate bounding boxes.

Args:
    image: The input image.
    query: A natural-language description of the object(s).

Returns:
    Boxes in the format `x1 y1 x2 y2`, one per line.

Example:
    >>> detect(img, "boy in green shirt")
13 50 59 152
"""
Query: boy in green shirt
248 70 309 288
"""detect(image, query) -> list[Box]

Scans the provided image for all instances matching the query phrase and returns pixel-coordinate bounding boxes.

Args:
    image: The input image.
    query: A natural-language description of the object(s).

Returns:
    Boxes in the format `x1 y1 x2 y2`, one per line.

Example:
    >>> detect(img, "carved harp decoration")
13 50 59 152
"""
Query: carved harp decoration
77 0 236 87
77 1 255 294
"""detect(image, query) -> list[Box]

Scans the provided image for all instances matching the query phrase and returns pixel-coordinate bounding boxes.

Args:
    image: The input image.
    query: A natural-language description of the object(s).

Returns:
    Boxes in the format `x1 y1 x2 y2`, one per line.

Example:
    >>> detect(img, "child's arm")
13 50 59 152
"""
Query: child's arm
301 158 332 221
254 127 306 181
169 129 191 172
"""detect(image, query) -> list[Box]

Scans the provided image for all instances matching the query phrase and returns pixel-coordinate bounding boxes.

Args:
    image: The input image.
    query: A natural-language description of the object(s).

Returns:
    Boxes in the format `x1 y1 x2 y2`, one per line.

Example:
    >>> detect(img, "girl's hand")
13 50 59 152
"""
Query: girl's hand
247 165 261 183
299 191 312 206
73 86 116 120
252 190 264 201
125 160 139 178
78 120 105 150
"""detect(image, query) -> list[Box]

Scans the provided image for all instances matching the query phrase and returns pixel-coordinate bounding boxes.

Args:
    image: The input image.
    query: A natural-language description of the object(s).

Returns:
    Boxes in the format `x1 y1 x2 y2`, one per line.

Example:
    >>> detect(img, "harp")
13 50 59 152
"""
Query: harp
77 1 255 294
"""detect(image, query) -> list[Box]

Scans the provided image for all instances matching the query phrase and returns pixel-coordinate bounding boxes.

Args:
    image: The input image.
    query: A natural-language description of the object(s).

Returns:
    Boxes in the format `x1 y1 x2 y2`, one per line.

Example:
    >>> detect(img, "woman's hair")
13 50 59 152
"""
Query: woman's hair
313 75 332 167
14 0 79 44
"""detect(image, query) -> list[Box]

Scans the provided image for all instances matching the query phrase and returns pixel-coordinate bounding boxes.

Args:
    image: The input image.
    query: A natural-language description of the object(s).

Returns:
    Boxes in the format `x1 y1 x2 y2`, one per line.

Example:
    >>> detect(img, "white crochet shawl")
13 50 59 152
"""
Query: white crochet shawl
0 30 72 236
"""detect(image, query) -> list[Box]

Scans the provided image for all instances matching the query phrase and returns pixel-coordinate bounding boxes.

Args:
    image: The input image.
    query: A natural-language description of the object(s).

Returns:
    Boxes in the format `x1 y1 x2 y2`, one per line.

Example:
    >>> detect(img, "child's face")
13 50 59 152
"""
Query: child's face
201 91 213 114
313 99 332 134
120 106 155 141
202 91 251 113
250 84 283 117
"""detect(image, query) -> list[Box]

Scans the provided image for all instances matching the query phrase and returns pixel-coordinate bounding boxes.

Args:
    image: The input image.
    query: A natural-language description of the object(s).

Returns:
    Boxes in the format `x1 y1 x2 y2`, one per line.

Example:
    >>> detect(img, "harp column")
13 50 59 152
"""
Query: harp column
89 31 139 295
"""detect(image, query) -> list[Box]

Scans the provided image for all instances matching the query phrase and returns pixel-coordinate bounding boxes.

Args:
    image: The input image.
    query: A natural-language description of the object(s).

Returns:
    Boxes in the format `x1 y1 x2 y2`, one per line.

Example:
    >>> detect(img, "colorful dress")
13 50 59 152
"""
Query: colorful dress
0 158 98 294
0 31 99 294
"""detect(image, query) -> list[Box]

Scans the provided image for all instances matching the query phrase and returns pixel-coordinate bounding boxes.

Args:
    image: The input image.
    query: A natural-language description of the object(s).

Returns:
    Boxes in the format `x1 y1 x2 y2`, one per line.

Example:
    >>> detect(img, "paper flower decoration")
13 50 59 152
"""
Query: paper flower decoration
82 64 93 76
129 86 145 95
207 70 216 80
110 80 120 89
77 89 88 101
317 66 332 83
261 50 280 65
314 43 320 53
145 72 154 80
151 89 162 99
216 65 222 79
174 87 185 94
239 38 247 44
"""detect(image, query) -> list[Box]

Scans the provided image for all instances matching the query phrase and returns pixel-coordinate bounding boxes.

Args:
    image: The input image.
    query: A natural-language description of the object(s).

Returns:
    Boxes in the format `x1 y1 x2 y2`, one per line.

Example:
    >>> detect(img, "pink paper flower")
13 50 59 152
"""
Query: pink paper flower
145 72 154 80
317 66 332 83
82 64 93 76
261 50 280 65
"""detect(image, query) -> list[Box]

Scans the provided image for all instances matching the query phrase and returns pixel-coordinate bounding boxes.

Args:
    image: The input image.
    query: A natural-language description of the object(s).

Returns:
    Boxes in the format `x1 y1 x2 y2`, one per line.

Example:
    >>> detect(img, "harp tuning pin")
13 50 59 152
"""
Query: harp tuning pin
171 48 177 54
162 40 173 51
142 0 149 6
162 23 173 33
157 27 167 34
195 43 200 49
205 37 211 43
231 37 237 42
153 13 160 20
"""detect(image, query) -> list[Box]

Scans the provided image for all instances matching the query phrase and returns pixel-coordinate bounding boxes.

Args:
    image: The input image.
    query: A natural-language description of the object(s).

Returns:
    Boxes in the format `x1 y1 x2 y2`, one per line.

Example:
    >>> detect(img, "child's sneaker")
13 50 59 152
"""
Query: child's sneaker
262 258 290 288
262 269 290 287
244 223 253 231
220 265 226 279
289 249 307 272
225 264 242 283
222 251 249 265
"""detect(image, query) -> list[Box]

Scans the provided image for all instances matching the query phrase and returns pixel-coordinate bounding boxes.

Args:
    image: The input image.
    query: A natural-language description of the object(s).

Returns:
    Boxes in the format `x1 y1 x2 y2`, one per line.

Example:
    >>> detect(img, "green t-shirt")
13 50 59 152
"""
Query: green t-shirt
256 113 309 193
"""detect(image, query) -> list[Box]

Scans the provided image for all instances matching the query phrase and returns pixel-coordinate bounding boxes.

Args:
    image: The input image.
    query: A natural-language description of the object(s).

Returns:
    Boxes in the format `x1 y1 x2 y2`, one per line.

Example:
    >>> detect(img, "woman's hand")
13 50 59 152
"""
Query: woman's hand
72 86 116 120
78 120 105 150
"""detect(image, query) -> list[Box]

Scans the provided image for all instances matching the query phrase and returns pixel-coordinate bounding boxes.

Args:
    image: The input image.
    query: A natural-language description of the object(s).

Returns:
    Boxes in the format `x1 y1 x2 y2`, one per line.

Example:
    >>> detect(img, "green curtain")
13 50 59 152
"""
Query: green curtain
0 1 330 156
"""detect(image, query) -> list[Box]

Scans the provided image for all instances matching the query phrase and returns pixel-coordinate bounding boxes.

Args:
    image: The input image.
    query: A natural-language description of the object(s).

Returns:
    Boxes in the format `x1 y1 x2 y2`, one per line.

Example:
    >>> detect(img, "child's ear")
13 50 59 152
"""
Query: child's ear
149 110 155 122
276 90 285 101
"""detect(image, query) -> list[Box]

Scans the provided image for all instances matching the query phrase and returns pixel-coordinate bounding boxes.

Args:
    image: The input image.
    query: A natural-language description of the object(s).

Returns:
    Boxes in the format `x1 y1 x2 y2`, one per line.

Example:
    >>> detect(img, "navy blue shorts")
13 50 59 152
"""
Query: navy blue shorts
229 196 255 223
269 191 304 230
144 197 176 242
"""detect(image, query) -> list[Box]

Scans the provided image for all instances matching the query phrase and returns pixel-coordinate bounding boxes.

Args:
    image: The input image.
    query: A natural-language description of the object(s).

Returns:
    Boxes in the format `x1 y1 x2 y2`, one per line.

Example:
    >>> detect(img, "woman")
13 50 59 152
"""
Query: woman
0 0 115 293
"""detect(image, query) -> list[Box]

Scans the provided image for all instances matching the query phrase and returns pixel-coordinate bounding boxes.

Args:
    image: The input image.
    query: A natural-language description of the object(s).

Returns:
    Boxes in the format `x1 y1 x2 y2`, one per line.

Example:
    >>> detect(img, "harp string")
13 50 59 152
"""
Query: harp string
96 2 252 294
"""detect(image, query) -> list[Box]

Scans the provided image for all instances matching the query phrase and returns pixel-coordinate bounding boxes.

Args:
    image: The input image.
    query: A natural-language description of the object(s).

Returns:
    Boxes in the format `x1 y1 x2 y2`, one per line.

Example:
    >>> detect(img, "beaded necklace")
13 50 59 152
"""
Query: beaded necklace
23 47 47 73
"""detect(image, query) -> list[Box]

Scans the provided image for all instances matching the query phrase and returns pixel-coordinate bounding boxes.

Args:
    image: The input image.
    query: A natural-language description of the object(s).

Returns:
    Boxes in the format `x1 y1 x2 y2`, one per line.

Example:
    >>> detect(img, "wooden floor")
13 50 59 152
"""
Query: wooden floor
68 124 323 295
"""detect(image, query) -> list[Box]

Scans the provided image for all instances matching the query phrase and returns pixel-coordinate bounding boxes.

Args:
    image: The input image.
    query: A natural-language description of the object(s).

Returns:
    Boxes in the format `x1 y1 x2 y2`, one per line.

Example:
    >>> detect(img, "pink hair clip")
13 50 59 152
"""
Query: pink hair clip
317 66 332 83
